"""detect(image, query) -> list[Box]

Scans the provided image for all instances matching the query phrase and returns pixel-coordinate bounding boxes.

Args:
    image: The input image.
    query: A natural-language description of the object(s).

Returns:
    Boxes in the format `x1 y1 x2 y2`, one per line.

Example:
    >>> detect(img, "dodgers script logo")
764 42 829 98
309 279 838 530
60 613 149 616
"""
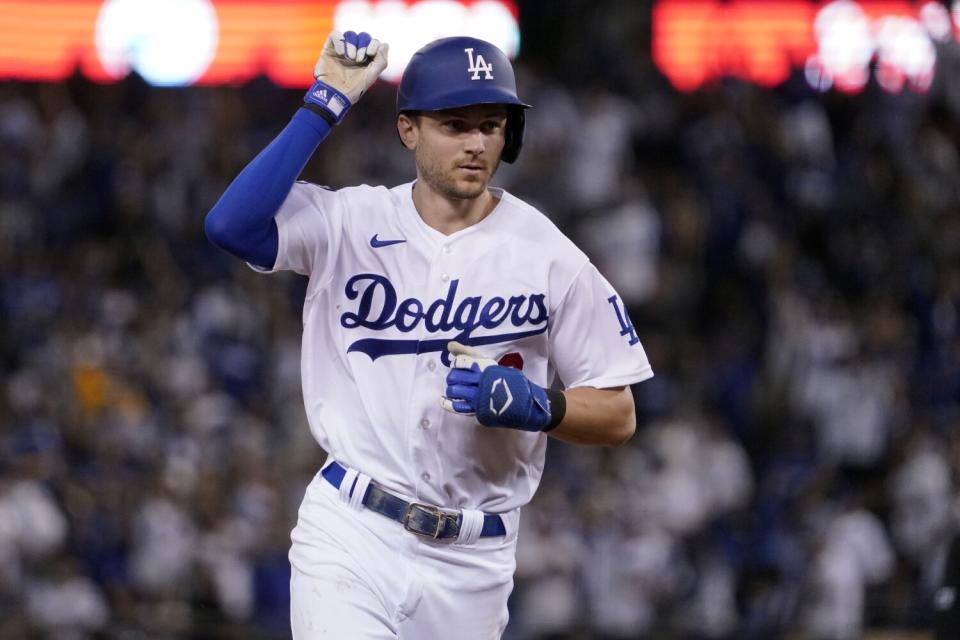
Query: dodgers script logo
465 47 494 80
340 274 547 361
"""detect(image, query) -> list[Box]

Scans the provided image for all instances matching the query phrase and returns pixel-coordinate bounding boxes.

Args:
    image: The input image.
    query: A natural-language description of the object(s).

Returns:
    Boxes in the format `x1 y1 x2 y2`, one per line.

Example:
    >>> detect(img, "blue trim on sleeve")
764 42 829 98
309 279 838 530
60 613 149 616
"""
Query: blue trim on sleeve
204 107 334 269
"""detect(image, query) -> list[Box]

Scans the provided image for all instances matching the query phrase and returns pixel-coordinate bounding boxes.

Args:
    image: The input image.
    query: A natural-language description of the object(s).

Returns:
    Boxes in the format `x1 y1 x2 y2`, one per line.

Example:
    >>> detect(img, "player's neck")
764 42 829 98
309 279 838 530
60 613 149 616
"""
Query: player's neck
411 181 499 236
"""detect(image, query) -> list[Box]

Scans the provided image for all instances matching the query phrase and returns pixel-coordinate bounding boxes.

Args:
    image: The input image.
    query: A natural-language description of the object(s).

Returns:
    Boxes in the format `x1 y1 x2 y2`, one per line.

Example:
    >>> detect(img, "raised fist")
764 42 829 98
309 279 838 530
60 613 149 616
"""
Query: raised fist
304 30 388 122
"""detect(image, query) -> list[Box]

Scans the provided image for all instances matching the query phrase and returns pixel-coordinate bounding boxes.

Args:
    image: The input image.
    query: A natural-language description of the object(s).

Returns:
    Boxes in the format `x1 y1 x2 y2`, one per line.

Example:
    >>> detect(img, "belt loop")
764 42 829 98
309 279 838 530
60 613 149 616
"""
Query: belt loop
338 468 359 505
457 509 485 544
348 474 372 511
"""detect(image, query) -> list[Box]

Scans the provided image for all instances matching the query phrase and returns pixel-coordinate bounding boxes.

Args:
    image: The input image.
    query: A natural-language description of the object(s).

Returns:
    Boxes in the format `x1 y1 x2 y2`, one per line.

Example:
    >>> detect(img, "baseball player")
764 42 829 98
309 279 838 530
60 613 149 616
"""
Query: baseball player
205 30 653 639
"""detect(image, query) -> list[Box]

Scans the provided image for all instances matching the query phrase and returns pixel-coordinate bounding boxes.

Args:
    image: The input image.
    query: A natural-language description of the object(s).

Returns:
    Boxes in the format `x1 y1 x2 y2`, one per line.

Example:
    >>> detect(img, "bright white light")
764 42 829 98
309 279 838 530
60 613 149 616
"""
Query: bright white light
466 1 520 58
333 0 520 83
808 0 940 94
408 1 471 48
96 0 219 86
920 1 952 42
813 0 873 92
875 16 936 92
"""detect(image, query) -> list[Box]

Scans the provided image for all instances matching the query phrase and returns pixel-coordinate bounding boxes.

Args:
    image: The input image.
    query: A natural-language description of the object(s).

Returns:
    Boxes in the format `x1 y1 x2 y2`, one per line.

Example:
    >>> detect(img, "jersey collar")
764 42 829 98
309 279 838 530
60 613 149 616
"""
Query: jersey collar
398 181 508 247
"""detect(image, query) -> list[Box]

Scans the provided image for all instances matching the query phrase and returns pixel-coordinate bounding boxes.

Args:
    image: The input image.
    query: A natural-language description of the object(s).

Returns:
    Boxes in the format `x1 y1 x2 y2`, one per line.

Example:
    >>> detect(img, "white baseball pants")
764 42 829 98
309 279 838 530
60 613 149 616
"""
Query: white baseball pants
289 467 518 639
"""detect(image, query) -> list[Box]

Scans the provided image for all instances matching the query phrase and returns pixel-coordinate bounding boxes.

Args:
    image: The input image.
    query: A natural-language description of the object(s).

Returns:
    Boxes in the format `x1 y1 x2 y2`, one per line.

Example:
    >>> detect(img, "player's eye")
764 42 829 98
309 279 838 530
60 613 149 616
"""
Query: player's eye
481 120 503 134
443 120 467 132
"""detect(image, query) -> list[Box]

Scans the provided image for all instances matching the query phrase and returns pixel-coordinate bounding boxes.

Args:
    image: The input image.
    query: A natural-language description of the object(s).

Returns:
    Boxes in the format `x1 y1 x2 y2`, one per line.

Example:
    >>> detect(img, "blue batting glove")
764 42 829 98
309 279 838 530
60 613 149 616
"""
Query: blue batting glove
441 342 554 432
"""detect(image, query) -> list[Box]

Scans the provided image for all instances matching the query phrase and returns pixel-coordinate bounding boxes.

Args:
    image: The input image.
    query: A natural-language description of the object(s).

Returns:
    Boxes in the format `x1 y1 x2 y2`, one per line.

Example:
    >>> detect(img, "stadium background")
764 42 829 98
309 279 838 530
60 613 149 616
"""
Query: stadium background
1 0 958 637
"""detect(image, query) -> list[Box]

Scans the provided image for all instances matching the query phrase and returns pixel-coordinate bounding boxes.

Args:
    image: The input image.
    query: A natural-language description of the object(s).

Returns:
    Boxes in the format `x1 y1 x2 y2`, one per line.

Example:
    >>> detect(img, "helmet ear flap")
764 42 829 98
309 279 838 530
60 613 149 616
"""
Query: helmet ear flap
502 106 525 164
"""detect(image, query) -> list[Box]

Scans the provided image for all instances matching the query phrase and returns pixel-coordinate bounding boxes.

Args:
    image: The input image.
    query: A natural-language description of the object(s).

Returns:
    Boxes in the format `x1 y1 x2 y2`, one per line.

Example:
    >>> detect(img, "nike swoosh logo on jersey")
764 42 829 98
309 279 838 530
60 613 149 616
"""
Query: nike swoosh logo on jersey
370 234 407 248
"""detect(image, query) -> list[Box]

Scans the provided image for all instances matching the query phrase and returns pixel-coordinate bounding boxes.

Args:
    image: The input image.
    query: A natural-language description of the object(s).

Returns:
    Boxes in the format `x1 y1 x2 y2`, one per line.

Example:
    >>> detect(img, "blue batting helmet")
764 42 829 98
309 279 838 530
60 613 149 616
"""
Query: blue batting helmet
397 37 531 163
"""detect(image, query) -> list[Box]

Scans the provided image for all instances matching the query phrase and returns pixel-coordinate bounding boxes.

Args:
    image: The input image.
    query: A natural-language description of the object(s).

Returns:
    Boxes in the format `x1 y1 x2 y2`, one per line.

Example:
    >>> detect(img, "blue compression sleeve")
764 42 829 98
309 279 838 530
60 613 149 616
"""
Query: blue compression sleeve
204 108 334 269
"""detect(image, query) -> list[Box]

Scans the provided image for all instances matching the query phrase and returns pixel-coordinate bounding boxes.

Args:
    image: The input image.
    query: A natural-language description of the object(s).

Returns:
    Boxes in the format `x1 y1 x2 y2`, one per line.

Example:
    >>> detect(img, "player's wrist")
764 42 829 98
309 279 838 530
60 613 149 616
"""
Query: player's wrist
475 366 556 432
303 79 352 124
543 388 566 432
296 104 338 132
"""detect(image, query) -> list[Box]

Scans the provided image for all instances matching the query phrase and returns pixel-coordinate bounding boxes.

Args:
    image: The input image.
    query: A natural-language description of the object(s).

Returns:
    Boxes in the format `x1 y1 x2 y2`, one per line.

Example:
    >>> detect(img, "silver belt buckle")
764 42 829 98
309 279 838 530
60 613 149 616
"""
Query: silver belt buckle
403 502 455 539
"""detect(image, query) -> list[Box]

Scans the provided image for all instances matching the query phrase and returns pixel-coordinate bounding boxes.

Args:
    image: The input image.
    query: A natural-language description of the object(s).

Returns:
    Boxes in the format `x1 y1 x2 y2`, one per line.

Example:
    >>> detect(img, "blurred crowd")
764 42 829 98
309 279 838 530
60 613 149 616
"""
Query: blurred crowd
3 10 960 639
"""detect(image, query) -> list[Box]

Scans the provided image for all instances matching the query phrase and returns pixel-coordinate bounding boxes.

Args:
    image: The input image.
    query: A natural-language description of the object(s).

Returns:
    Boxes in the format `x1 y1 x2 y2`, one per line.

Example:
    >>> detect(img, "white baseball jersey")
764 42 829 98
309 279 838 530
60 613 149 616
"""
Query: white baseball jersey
260 180 653 513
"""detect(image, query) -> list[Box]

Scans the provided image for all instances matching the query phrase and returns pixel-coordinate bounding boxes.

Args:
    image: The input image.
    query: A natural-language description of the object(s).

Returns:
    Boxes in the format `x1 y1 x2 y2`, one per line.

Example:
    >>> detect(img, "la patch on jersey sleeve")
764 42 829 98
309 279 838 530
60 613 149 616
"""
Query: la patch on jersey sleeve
547 263 653 389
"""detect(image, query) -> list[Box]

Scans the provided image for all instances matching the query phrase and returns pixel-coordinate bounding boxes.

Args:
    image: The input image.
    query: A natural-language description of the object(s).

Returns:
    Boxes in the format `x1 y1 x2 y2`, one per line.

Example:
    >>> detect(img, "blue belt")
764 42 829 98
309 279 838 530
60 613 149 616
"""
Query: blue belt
321 462 506 540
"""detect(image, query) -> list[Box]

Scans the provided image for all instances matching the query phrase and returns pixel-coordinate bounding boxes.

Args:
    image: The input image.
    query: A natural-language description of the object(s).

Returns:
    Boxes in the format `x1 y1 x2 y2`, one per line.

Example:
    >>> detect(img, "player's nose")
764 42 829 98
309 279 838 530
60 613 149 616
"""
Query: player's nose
464 129 485 154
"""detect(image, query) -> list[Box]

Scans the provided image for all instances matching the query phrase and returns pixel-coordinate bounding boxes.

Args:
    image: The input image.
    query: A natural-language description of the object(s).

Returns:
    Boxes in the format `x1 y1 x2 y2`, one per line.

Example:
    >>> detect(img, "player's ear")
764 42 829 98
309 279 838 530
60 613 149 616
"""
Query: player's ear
397 113 418 151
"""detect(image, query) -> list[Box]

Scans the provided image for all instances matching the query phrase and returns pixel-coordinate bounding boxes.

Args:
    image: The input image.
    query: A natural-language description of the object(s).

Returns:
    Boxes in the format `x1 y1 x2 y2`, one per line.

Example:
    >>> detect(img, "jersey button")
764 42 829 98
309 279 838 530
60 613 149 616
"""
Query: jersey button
420 418 430 429
440 273 450 282
427 360 437 371
442 245 451 254
421 472 430 481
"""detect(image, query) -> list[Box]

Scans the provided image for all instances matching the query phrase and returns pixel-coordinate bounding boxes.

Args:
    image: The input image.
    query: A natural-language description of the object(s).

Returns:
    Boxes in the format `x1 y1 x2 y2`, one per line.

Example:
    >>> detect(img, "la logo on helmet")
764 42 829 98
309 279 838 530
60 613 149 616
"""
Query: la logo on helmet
464 48 494 80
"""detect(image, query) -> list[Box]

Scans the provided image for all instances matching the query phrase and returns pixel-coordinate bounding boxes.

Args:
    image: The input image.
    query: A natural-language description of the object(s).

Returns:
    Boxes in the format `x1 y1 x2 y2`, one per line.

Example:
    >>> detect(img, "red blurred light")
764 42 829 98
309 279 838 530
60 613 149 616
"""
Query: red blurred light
0 0 335 85
0 0 518 87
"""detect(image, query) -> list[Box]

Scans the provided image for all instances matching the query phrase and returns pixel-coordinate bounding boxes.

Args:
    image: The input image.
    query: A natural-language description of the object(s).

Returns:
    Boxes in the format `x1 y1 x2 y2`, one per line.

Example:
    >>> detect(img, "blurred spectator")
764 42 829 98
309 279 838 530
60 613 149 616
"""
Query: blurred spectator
889 433 954 592
25 555 109 638
801 504 895 640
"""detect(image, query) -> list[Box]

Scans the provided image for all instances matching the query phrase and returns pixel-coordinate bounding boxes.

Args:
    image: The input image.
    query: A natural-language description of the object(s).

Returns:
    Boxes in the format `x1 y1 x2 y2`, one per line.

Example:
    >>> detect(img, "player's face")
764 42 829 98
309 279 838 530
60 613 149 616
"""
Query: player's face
403 105 507 200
